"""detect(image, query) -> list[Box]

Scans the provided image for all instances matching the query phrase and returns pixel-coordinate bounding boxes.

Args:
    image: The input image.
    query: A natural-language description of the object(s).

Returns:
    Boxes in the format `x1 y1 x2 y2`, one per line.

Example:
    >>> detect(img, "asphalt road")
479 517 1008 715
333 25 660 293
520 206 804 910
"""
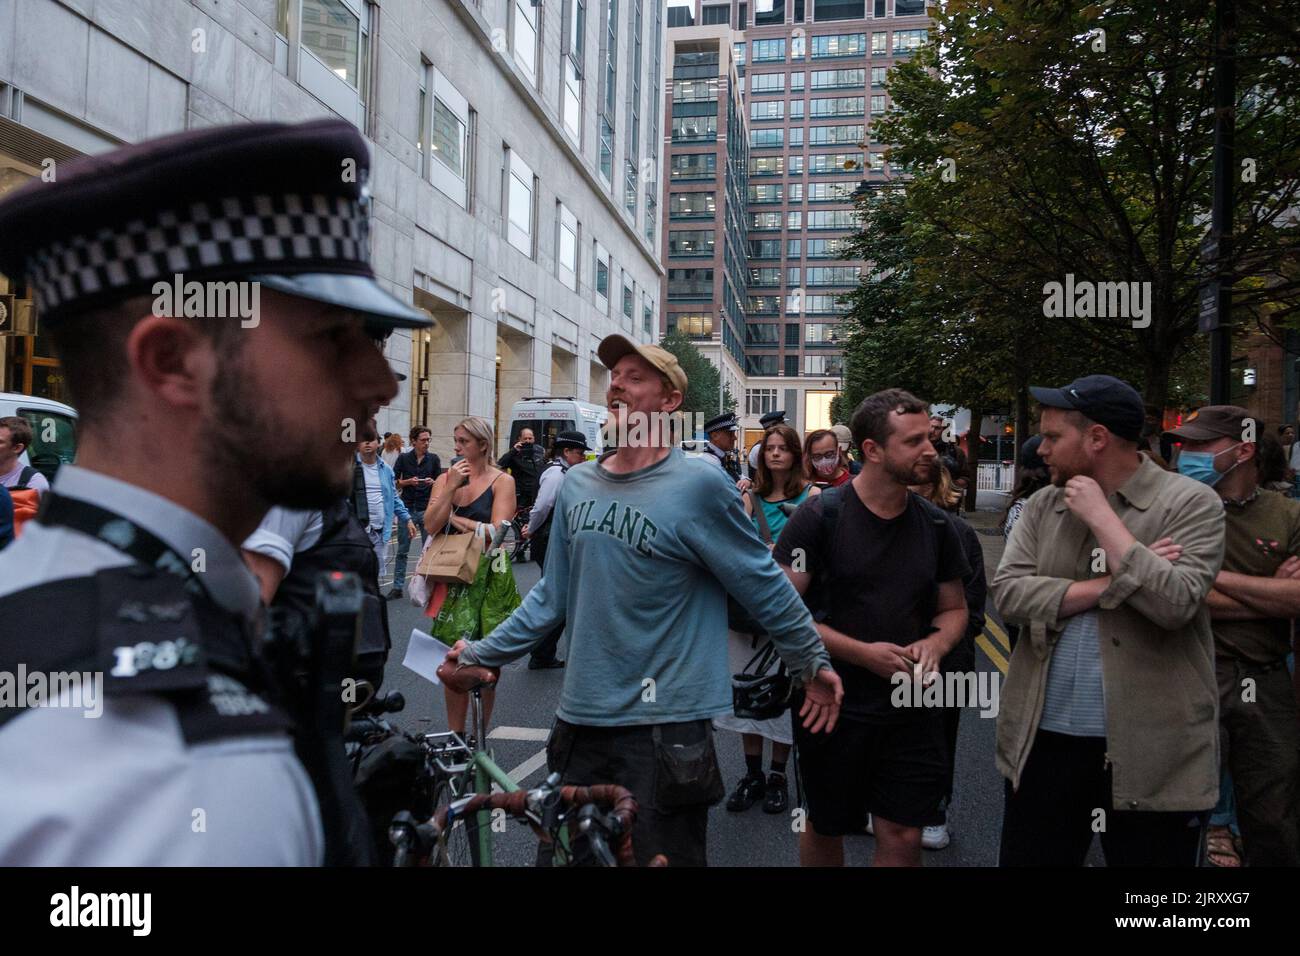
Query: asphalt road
378 513 1036 867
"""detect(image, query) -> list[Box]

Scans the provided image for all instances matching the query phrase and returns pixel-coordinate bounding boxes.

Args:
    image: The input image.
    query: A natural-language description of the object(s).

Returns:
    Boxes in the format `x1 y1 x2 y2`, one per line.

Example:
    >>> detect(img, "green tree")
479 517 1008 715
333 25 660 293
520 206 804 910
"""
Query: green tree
846 0 1299 419
658 330 737 426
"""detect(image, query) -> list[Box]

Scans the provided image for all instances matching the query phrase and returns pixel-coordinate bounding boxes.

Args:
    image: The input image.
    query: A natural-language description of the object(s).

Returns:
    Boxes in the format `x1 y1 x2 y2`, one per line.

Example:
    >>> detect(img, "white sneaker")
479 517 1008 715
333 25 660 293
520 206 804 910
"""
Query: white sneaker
922 822 951 850
865 814 874 835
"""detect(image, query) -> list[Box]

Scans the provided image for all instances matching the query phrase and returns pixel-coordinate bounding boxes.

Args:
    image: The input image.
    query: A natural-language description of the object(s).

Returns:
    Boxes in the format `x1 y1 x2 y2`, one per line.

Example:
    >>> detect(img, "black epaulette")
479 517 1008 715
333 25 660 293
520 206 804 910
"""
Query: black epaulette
0 565 292 742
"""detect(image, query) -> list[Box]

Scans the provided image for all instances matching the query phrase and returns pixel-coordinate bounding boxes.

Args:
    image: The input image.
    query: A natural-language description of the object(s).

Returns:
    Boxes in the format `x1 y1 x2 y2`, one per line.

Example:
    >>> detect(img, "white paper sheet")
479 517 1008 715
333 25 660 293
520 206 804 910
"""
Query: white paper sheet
402 627 449 686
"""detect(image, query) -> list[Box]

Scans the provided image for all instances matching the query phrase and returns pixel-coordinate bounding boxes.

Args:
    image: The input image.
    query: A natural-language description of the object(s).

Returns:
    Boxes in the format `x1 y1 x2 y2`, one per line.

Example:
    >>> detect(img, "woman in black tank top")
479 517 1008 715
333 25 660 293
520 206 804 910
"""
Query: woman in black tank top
420 418 517 737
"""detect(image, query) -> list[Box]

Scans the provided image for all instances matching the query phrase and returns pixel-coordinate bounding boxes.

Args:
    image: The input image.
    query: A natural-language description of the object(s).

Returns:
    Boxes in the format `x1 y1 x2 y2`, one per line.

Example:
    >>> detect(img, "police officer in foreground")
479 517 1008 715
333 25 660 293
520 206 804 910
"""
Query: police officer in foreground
0 118 431 865
701 411 742 481
521 429 591 669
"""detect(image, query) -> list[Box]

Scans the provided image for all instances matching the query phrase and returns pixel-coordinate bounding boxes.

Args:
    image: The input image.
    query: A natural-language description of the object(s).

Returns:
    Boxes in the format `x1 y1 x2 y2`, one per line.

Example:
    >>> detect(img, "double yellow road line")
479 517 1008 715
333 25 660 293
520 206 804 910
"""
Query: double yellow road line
977 616 1011 675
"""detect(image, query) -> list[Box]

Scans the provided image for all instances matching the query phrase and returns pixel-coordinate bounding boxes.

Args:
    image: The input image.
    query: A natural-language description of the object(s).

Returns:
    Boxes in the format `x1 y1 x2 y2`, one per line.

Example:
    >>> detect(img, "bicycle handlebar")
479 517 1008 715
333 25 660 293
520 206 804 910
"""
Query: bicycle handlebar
431 784 667 867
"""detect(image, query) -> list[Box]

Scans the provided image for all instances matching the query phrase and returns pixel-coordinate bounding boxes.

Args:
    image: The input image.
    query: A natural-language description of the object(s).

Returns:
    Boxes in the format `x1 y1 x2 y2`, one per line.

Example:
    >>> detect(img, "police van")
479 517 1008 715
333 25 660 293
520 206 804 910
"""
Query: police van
505 397 607 460
0 391 78 482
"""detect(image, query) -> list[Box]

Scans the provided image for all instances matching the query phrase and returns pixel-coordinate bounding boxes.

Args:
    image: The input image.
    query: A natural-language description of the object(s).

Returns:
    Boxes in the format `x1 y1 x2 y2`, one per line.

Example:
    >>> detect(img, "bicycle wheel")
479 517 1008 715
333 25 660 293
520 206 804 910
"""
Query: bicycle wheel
429 774 484 867
502 518 527 563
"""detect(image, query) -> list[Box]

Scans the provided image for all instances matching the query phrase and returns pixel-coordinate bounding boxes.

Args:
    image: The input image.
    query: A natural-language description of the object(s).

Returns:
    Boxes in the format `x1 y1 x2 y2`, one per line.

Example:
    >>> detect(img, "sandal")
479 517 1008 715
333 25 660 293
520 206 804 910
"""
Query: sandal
1205 825 1242 867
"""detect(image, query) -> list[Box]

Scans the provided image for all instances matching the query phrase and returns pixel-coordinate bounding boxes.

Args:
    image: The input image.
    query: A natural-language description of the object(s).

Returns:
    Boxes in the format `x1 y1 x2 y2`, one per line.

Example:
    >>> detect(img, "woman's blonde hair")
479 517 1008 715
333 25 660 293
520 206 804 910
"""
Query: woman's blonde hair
383 433 403 455
917 463 962 511
455 416 496 465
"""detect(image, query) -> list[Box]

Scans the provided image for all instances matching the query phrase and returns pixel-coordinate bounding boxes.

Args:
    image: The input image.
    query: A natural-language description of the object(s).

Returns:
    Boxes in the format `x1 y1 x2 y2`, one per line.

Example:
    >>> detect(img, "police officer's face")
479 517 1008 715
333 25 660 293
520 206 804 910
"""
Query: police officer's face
205 292 397 508
709 429 735 451
561 447 586 466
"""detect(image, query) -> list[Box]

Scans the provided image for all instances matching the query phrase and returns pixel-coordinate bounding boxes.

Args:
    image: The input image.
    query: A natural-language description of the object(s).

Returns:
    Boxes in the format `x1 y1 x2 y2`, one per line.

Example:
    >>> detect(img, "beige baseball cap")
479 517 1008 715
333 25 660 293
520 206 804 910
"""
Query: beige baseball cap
597 334 688 394
831 424 853 449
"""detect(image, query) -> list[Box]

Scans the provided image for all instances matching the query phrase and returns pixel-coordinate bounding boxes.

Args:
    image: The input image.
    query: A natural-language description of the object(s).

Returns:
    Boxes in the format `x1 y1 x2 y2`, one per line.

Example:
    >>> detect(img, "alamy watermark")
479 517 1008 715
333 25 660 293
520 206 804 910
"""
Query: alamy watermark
1042 273 1151 328
890 669 1000 718
0 666 103 719
152 273 261 328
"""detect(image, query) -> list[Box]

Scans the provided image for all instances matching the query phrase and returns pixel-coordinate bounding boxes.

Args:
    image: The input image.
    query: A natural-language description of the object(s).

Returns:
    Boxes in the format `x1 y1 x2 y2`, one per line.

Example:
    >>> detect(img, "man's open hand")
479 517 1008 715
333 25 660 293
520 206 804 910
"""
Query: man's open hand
799 666 843 734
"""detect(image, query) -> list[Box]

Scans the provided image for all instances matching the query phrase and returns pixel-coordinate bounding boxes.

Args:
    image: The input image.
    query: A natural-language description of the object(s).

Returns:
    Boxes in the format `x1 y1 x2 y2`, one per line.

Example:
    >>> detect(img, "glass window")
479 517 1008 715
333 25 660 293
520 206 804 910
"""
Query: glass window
808 152 864 173
595 242 611 301
624 277 635 316
804 294 850 314
785 323 801 346
733 41 746 66
748 295 781 314
667 268 713 299
302 0 360 86
671 153 717 178
673 78 719 102
812 0 865 23
805 322 842 344
789 99 805 119
787 267 802 286
787 210 803 229
811 96 865 117
563 58 582 140
751 100 785 121
756 0 786 26
874 0 886 15
671 312 714 337
811 33 867 58
749 267 781 287
750 211 783 230
746 324 780 346
790 71 805 92
808 209 861 229
507 149 535 255
746 355 779 376
669 191 717 217
432 96 465 178
558 204 579 290
668 230 716 256
807 181 852 202
811 68 866 89
748 238 782 258
751 73 786 94
748 184 784 203
871 31 887 54
895 0 926 14
513 0 538 78
809 124 865 145
789 154 805 174
753 39 786 62
672 115 718 141
789 127 804 147
871 94 886 112
871 66 887 86
787 238 803 257
791 32 806 59
702 4 730 25
750 128 785 149
807 236 850 257
750 155 786 176
785 355 801 377
807 266 861 285
894 28 928 52
804 355 844 376
600 118 614 182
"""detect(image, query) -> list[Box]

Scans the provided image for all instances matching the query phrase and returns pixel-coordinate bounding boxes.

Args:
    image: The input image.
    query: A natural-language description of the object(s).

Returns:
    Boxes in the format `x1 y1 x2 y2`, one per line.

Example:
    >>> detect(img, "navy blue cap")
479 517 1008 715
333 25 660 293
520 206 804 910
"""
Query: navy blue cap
703 411 738 433
759 409 786 428
1029 374 1144 442
0 118 430 331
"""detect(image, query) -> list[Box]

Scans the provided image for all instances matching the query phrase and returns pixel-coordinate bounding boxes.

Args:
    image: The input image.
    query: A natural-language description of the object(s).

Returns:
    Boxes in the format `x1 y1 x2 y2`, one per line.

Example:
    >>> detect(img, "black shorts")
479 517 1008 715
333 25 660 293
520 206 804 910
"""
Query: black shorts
793 709 948 835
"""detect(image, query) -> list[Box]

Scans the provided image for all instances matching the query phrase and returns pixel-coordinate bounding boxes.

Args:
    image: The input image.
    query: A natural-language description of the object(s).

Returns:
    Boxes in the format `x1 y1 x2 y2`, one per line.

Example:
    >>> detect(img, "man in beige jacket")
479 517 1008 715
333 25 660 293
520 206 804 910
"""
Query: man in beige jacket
992 375 1224 866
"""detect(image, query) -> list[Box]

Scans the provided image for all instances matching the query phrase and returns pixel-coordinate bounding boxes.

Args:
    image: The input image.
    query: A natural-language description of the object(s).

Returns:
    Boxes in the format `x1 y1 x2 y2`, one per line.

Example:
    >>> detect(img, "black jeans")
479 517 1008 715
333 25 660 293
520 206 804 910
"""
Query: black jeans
999 730 1206 866
537 718 720 866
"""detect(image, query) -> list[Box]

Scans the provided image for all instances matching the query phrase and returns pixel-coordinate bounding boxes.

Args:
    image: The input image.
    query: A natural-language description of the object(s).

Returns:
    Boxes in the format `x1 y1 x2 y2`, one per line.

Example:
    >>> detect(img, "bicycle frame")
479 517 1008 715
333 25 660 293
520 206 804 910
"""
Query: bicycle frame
431 686 578 866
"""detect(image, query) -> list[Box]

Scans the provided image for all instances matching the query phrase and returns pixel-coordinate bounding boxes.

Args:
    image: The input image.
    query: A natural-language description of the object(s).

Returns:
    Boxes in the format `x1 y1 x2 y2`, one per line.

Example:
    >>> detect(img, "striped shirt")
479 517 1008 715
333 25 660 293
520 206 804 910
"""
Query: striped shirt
1038 610 1107 737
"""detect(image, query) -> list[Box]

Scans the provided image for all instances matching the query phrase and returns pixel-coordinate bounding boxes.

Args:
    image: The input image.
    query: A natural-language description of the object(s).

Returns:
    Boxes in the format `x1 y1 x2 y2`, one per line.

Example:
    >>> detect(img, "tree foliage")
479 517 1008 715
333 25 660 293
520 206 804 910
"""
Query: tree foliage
658 330 737 424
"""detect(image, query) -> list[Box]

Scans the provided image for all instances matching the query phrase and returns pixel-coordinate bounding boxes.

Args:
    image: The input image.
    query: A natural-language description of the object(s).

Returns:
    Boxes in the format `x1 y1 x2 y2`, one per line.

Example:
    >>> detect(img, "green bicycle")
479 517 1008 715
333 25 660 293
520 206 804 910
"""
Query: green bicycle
386 666 666 867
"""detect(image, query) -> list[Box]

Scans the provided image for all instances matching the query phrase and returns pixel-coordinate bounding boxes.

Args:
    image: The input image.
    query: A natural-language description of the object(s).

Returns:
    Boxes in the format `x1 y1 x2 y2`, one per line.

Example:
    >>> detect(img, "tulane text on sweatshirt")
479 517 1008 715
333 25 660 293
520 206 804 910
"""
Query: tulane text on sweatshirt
460 449 831 725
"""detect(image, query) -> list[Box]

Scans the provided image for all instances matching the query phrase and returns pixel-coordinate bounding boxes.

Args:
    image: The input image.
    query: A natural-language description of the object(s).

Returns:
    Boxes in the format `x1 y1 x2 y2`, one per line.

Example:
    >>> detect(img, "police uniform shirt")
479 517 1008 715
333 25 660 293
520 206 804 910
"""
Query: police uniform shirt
244 507 326 573
0 465 324 865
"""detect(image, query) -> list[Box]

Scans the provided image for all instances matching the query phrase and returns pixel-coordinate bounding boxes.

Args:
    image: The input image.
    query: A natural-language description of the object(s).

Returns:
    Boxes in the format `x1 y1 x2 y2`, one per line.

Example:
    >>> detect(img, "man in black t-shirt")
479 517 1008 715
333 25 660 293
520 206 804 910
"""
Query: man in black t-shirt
775 388 969 867
389 425 441 599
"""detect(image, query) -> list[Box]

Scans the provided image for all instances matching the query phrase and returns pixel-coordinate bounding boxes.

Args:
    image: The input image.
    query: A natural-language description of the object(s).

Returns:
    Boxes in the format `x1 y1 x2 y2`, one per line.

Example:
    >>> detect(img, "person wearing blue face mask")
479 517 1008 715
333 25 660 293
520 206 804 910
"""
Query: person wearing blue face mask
1167 406 1300 867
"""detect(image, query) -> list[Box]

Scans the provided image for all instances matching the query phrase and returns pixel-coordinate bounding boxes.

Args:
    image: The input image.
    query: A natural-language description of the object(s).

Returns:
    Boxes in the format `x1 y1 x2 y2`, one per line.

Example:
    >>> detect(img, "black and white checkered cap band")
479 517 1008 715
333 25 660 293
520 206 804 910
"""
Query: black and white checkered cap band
25 193 370 313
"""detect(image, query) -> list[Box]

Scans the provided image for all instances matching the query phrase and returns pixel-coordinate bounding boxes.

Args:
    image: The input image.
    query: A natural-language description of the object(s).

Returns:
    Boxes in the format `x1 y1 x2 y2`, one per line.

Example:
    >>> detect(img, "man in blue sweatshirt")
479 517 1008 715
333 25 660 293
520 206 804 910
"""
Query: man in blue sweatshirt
448 334 843 865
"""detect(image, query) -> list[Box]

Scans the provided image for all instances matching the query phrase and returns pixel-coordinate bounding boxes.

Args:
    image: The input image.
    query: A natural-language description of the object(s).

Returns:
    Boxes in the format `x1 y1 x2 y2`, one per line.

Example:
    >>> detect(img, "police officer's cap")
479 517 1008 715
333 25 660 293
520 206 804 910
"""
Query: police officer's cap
703 412 738 434
553 430 591 452
0 118 431 331
759 410 787 428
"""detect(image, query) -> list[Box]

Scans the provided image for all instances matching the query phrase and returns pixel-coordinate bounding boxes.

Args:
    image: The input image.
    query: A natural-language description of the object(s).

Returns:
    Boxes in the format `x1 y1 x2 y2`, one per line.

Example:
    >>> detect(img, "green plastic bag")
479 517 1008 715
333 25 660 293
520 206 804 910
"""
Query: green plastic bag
480 550 522 636
429 550 521 647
